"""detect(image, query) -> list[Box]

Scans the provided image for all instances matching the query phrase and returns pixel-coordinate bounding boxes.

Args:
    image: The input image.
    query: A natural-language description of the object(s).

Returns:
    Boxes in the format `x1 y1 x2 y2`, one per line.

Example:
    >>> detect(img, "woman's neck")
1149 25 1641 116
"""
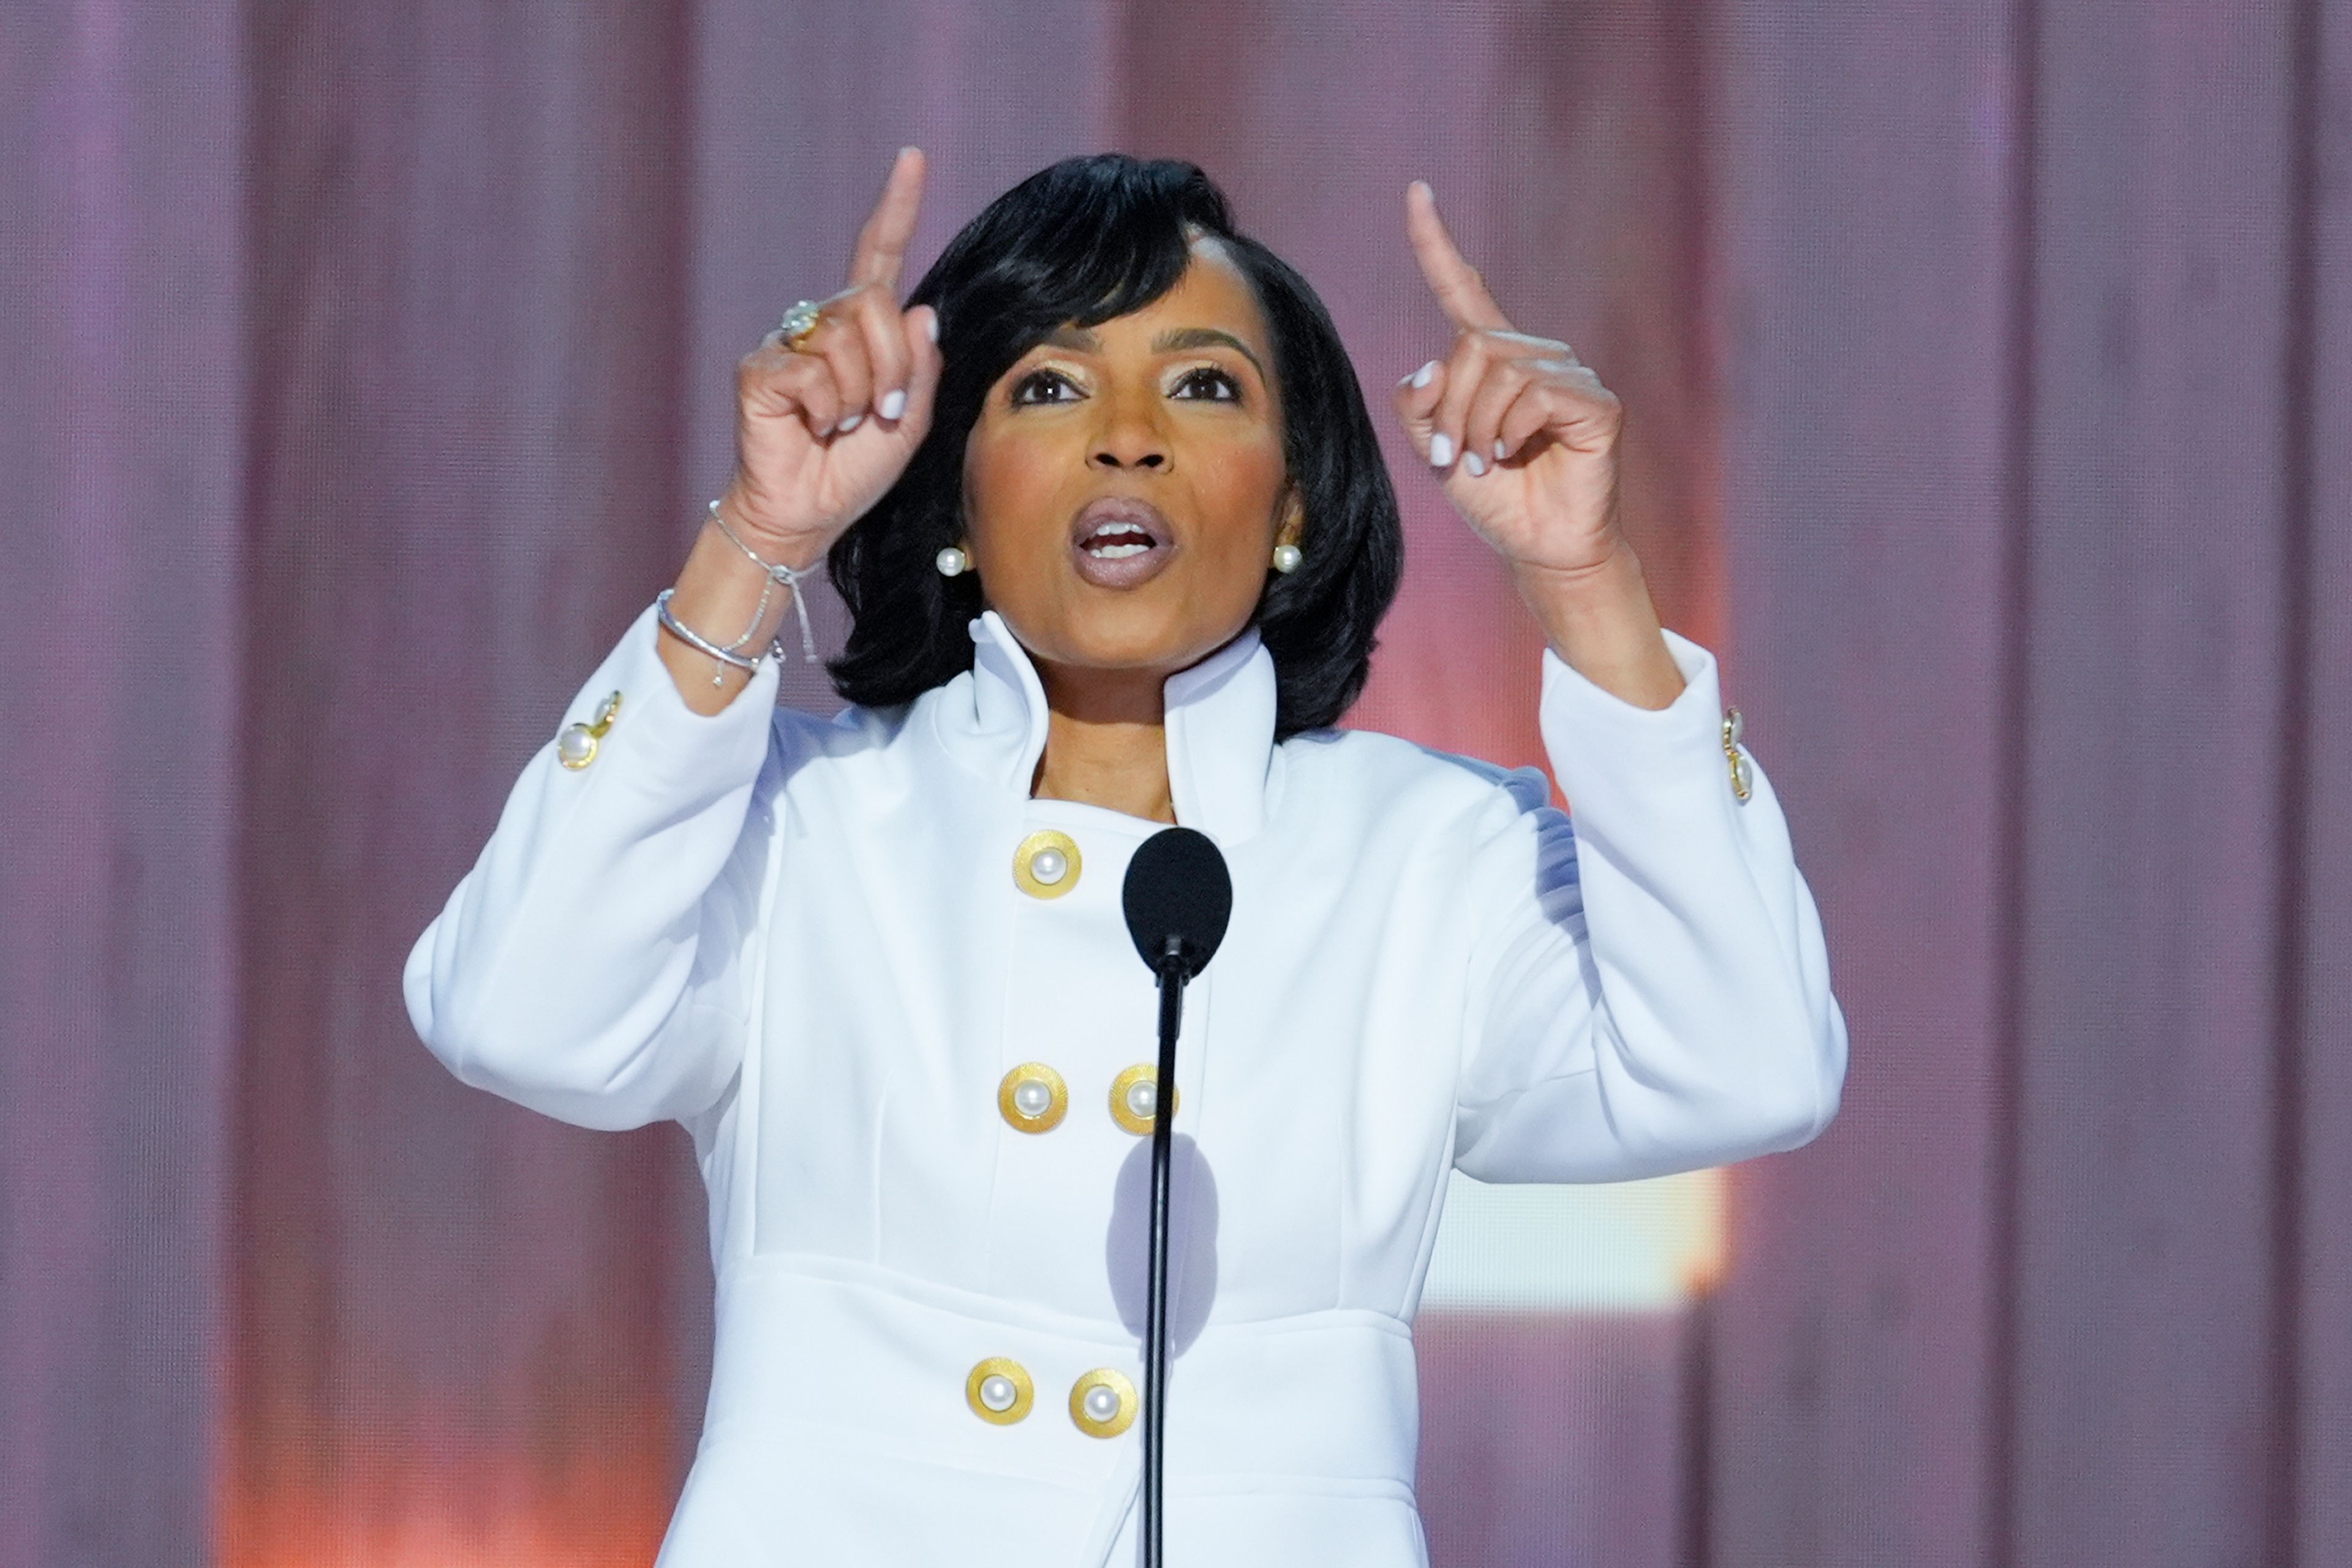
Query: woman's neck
1030 663 1177 824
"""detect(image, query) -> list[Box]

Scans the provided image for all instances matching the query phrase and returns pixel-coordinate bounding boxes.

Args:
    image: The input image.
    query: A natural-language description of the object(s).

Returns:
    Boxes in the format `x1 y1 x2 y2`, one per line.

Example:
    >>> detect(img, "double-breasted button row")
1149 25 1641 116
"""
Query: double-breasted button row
965 1358 1137 1436
998 1063 1177 1135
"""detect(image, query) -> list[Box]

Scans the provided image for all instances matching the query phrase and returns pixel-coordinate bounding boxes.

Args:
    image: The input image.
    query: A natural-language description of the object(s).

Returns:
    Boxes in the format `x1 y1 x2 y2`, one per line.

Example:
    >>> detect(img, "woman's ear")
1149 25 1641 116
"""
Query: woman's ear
1275 486 1305 549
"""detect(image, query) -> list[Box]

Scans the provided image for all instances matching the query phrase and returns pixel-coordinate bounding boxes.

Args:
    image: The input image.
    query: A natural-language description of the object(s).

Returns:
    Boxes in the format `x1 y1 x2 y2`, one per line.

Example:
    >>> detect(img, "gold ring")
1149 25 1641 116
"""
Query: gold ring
779 298 823 352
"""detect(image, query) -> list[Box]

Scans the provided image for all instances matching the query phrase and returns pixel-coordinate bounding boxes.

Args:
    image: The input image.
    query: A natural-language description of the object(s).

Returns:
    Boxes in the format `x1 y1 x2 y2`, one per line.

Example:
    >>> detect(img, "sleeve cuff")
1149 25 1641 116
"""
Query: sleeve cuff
549 600 782 801
1537 629 1736 812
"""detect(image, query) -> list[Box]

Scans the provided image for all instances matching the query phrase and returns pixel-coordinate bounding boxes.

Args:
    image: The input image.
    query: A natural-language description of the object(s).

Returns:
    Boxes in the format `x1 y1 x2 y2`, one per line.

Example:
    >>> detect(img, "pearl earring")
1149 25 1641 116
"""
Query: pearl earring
1271 542 1303 574
936 545 970 577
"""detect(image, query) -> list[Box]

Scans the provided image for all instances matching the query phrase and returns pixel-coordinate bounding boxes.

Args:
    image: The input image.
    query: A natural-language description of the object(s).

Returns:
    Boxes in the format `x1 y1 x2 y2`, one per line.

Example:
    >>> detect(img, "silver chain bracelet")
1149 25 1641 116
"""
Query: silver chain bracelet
657 589 763 684
707 499 821 664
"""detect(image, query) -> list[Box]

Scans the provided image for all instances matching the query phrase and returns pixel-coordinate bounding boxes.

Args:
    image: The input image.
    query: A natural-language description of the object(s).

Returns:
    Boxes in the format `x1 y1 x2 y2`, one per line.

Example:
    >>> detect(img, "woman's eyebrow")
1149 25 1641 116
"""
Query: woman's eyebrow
1152 326 1267 381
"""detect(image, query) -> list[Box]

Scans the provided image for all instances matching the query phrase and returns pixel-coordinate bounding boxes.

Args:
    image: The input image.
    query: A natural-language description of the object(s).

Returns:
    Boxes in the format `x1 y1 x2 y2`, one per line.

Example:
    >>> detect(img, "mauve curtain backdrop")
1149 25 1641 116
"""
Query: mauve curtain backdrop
3 2 2346 1566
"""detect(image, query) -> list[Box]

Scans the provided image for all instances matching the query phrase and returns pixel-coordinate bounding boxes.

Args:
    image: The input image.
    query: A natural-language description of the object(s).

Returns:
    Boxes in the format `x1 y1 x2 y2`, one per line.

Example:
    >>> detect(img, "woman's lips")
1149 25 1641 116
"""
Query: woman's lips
1068 496 1176 590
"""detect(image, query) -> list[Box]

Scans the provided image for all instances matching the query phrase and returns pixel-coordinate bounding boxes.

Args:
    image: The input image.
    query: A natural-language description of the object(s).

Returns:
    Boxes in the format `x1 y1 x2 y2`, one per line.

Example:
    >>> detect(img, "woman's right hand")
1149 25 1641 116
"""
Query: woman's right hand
718 146 944 568
656 148 940 712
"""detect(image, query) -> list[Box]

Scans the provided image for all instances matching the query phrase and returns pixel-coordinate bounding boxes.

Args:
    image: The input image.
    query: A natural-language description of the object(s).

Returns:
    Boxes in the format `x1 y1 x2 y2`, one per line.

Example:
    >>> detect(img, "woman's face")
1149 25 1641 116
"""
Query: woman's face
961 238 1300 698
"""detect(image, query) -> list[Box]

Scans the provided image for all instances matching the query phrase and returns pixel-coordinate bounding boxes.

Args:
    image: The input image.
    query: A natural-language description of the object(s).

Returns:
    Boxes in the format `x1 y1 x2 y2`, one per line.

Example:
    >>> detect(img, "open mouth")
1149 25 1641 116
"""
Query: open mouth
1068 497 1175 589
1082 523 1158 559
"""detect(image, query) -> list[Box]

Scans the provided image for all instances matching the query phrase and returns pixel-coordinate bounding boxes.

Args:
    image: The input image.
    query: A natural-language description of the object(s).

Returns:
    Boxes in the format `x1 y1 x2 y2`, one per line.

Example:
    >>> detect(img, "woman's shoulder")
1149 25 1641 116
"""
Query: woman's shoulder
758 676 997 786
1275 724 1559 838
762 693 920 777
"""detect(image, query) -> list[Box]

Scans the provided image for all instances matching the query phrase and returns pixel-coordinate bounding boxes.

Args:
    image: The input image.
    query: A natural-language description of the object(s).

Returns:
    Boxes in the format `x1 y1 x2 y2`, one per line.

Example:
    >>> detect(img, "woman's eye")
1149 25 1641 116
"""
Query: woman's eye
1011 369 1082 405
1170 366 1242 402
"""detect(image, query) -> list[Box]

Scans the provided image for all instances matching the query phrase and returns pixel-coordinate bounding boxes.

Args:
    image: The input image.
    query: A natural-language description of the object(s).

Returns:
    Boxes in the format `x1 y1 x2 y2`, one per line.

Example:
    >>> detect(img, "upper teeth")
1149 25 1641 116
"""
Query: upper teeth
1085 524 1153 556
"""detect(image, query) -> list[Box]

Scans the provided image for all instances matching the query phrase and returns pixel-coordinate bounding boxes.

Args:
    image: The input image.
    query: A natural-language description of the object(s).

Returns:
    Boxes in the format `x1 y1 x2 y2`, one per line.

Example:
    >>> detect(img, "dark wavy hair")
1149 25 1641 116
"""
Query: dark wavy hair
823 154 1404 739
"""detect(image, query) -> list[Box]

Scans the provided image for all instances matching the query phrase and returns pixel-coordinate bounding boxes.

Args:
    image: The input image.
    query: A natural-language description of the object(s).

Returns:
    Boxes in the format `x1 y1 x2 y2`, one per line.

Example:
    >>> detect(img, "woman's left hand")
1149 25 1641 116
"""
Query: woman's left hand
1392 181 1686 710
1392 181 1624 577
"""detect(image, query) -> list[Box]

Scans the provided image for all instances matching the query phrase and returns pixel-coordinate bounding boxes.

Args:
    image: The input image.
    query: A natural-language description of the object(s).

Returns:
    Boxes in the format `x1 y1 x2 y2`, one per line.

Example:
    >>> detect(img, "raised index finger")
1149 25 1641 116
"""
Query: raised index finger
849 146 927 292
1406 181 1510 332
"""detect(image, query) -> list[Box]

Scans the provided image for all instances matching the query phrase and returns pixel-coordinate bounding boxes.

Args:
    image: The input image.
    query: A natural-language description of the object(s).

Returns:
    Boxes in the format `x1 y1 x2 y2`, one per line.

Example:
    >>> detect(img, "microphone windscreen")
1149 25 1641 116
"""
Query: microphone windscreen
1121 827 1234 979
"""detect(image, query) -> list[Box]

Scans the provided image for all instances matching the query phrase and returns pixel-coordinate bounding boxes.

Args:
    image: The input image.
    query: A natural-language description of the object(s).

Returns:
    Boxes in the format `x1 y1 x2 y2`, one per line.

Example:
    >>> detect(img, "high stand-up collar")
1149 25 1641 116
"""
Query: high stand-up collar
948 609 1278 844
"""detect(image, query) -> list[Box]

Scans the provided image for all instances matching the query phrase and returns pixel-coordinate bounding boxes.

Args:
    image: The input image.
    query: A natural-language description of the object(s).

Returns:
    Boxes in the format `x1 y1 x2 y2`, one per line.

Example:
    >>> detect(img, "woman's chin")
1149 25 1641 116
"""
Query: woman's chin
1017 603 1248 685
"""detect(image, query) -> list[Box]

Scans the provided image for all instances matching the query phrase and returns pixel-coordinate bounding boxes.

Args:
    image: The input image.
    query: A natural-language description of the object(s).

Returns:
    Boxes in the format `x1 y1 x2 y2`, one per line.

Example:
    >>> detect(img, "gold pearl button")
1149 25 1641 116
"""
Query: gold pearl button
998 1063 1069 1133
557 690 624 771
1721 707 1752 802
1069 1367 1137 1438
1108 1064 1177 1136
967 1357 1035 1425
1012 830 1082 899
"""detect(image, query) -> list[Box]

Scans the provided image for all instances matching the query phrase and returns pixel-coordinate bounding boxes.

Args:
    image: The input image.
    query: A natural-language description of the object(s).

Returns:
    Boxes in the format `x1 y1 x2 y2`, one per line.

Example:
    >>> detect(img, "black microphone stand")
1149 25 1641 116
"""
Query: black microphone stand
1143 933 1186 1568
1120 824 1230 1568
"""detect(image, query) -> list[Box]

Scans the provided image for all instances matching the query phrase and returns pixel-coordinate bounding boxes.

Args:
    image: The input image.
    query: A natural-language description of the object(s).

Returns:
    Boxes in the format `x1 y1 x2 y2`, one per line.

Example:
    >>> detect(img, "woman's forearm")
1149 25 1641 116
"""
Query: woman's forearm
1509 543 1686 711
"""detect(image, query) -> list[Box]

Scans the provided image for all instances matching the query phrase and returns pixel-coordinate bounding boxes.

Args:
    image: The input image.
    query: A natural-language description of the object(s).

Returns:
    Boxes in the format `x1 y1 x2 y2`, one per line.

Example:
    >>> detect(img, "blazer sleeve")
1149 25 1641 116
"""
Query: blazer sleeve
402 602 785 1131
1451 630 1847 1183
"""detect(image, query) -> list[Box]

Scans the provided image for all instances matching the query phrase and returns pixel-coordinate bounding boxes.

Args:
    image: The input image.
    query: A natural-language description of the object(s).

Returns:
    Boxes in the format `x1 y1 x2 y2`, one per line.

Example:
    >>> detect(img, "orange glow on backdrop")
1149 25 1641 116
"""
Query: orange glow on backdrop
221 1399 675 1566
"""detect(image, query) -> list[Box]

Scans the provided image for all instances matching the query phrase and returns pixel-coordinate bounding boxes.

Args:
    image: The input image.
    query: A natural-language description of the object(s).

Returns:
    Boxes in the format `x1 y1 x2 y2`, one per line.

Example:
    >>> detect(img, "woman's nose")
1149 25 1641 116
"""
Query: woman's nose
1087 393 1170 471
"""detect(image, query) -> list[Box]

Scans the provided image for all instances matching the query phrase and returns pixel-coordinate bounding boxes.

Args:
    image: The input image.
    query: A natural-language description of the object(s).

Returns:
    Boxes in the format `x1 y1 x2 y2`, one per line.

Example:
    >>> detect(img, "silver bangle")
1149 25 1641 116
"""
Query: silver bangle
657 588 763 682
707 499 821 663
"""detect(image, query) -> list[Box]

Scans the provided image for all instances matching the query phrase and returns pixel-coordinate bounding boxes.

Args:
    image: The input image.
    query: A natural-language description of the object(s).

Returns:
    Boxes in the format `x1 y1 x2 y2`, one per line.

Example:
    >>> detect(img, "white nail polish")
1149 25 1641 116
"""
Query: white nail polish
880 388 907 421
1494 440 1508 461
1463 450 1486 477
1429 432 1453 469
837 412 863 432
925 311 941 344
1411 360 1439 390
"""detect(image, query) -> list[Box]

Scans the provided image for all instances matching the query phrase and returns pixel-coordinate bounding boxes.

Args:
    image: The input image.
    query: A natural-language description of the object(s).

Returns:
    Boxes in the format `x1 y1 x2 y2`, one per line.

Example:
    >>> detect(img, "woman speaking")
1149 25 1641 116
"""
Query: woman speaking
406 148 1845 1566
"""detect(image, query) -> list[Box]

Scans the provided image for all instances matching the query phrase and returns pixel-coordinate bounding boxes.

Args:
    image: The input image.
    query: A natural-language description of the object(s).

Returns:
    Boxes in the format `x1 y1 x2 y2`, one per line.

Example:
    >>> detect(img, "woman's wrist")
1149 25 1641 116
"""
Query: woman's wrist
659 521 793 714
714 483 831 573
1509 541 1686 711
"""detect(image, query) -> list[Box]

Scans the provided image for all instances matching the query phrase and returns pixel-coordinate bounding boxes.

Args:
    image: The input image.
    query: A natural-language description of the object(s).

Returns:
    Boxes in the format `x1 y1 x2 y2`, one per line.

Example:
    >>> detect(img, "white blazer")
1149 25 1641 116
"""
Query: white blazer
406 602 1845 1567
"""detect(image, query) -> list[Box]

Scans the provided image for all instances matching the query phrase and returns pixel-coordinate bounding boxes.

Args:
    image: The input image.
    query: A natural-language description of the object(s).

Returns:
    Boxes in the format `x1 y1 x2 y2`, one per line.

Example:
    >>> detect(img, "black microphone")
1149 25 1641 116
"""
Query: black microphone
1123 826 1233 980
1120 827 1232 1568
